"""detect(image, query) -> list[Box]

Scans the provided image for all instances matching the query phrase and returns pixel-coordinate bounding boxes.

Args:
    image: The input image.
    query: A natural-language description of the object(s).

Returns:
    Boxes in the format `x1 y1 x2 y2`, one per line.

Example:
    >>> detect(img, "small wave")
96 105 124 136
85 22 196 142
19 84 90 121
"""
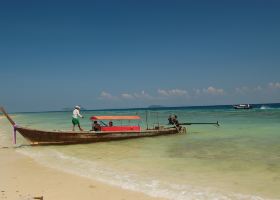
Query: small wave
260 106 272 110
15 148 271 200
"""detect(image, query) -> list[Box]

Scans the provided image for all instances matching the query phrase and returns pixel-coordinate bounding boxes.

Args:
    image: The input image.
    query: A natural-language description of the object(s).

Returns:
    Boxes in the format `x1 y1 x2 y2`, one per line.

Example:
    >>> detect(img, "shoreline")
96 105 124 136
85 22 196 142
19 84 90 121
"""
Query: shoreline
0 147 165 200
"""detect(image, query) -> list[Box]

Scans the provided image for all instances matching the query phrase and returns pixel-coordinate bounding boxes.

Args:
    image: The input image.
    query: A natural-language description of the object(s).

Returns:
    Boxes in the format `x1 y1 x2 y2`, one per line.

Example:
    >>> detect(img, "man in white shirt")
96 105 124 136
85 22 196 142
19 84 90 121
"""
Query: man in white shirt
72 106 84 131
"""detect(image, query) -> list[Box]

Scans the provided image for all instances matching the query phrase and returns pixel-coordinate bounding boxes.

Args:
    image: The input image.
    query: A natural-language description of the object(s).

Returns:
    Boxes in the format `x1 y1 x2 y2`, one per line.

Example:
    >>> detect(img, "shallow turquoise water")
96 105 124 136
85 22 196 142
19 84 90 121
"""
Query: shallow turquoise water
1 106 280 199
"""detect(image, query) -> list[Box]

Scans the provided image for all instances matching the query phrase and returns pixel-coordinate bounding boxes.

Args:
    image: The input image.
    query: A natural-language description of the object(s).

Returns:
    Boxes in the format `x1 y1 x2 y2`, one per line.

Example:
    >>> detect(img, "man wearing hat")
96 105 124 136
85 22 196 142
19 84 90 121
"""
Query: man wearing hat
72 106 84 131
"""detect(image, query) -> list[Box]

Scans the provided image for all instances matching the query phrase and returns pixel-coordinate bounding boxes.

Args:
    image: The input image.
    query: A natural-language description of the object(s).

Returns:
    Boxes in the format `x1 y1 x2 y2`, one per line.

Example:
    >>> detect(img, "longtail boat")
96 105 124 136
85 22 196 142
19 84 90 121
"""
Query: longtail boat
0 107 186 145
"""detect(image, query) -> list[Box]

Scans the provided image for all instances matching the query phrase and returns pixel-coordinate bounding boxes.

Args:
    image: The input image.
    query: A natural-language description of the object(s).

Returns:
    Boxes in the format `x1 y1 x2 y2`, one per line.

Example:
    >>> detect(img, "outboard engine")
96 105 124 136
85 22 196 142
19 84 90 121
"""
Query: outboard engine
168 114 179 125
168 114 183 132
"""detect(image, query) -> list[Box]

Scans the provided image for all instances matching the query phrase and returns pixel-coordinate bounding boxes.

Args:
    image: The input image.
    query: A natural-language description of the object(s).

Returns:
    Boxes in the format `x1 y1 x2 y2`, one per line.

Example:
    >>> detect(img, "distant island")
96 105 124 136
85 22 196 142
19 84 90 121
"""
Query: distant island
147 105 165 108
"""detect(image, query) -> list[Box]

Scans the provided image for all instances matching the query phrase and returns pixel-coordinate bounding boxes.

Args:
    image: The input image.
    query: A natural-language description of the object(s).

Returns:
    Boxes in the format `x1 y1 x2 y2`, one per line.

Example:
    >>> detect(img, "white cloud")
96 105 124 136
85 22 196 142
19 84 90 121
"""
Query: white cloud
254 85 263 91
157 89 188 97
203 86 224 95
193 88 201 95
99 91 115 100
121 93 135 99
235 86 249 94
119 90 154 100
234 82 280 95
235 85 265 94
158 89 169 96
134 90 153 99
268 82 280 89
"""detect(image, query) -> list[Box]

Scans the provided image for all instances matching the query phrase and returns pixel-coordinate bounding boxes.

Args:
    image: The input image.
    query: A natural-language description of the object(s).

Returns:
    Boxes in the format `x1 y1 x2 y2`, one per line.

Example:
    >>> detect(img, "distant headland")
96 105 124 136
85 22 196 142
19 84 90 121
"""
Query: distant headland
147 105 165 108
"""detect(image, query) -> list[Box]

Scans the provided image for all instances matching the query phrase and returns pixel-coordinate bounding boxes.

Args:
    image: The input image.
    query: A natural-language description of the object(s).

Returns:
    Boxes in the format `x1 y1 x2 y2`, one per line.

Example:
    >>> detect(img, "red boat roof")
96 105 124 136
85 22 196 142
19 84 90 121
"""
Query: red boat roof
90 116 141 120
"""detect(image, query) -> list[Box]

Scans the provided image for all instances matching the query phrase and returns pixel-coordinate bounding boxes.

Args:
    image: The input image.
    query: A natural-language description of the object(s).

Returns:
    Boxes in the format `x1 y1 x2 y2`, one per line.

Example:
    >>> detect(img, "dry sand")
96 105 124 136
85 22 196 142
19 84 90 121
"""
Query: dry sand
0 147 165 200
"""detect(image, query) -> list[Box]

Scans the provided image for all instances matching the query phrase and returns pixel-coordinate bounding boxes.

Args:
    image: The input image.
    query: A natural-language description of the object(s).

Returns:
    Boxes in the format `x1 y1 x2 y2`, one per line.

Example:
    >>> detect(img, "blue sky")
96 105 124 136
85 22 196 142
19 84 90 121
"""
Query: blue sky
0 0 280 112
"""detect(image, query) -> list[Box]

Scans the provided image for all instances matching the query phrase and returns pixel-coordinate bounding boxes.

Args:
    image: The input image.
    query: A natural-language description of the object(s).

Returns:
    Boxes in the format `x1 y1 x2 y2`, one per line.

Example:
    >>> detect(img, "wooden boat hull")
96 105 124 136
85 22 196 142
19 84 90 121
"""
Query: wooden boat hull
16 126 184 145
1 107 186 145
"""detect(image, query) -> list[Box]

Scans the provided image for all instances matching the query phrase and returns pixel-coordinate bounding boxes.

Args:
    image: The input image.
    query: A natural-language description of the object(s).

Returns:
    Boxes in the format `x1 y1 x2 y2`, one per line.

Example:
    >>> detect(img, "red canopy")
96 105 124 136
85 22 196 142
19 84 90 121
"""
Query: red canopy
90 116 141 120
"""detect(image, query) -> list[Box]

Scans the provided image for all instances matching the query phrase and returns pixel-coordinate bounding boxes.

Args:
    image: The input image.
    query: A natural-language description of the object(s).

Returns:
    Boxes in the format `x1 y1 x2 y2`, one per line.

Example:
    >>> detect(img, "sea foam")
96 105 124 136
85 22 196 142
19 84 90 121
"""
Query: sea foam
16 147 270 200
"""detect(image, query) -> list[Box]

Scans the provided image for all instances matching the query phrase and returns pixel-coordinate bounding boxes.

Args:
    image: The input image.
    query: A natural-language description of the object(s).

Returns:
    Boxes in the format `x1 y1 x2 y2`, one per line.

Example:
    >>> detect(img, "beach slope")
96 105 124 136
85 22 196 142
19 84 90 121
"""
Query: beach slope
0 148 165 200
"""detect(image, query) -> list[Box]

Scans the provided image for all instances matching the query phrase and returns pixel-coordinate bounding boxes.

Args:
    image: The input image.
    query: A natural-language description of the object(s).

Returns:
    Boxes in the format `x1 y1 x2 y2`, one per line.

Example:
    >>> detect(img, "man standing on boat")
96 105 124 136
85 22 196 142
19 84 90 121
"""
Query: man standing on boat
72 106 84 131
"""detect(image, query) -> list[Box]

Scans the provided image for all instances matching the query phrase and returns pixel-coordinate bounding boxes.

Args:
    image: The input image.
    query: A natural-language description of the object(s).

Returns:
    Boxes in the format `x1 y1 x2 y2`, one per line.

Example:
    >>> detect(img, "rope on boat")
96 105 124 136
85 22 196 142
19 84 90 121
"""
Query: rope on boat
13 124 18 144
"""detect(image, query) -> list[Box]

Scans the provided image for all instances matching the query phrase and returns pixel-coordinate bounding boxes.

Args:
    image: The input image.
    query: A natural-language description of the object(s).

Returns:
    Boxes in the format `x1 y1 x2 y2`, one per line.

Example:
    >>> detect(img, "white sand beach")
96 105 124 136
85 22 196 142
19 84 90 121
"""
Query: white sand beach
0 148 165 200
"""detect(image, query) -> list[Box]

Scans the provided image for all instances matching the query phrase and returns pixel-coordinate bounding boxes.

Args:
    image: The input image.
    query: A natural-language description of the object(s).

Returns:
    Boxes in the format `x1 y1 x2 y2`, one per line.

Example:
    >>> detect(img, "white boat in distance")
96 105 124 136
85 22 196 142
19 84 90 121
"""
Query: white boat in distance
233 104 253 109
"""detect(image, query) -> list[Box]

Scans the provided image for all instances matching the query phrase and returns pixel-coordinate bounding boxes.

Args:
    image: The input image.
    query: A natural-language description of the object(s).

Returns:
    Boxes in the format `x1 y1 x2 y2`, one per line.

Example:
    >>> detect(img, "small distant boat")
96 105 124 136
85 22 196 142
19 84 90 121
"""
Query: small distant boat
233 104 253 109
0 107 186 145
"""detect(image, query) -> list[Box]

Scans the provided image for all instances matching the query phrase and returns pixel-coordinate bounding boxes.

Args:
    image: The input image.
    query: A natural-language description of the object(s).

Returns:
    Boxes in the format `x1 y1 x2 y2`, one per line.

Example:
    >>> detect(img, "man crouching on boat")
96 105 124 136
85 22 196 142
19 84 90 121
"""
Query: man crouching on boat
72 106 84 131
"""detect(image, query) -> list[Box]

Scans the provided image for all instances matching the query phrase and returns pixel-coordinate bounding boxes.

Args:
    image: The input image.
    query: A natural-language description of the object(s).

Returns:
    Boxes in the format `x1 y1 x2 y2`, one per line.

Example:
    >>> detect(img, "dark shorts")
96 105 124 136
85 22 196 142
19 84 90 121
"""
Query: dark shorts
72 118 80 125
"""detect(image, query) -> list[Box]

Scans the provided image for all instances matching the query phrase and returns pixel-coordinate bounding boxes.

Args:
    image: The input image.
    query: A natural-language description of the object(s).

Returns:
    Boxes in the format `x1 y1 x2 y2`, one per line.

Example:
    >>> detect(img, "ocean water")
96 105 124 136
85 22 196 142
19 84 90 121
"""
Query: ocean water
1 104 280 200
